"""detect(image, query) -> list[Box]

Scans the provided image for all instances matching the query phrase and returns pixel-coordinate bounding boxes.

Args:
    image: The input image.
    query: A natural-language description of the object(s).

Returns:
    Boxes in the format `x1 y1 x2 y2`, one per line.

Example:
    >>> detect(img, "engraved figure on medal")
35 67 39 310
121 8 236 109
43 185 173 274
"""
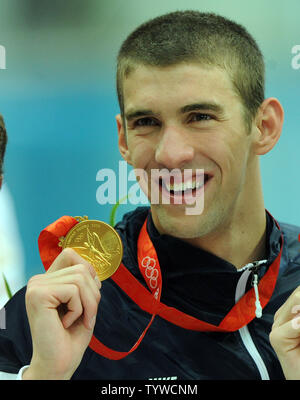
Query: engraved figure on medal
73 227 112 268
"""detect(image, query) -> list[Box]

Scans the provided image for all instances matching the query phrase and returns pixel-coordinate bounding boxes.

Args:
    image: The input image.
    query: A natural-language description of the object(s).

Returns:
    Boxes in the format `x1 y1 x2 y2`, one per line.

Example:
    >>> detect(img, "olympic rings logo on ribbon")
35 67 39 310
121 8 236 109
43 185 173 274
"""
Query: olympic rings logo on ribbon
141 256 159 289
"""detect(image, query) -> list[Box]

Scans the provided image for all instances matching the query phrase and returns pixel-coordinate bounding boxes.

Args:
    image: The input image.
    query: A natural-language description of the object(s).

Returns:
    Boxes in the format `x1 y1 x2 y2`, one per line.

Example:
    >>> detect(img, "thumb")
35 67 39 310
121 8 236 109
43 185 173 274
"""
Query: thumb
47 247 96 278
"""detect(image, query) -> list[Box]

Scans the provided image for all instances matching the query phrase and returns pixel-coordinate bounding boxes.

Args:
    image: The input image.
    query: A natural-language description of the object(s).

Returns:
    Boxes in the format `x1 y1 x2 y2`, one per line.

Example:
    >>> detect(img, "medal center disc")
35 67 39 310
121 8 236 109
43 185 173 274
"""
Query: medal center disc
62 220 123 281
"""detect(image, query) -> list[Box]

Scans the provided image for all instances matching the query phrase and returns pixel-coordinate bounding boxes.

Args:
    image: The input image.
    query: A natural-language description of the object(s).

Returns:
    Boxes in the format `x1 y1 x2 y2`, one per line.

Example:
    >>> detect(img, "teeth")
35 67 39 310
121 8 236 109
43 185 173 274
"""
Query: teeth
164 178 204 192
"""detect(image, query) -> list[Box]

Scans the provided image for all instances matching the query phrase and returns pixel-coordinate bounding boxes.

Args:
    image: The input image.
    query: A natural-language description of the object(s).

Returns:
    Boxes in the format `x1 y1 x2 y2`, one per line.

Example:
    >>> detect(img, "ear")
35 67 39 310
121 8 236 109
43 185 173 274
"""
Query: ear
116 113 132 165
252 97 284 155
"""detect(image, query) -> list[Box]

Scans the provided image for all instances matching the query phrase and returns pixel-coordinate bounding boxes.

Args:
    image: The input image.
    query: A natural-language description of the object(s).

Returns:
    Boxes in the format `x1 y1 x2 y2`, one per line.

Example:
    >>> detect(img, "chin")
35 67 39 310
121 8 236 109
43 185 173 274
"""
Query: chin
152 205 211 239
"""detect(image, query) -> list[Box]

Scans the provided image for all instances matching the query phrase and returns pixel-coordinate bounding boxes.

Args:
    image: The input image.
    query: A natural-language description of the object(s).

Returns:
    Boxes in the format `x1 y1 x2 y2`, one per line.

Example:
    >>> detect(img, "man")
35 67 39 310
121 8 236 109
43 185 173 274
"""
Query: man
0 10 299 380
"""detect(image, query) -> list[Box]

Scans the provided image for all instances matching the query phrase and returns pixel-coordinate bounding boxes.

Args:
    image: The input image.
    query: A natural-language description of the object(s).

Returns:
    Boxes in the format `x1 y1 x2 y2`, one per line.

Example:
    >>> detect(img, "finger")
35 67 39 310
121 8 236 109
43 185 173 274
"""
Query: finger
270 315 300 355
272 287 300 328
48 247 96 279
44 263 101 296
44 264 101 329
50 279 99 330
34 281 84 327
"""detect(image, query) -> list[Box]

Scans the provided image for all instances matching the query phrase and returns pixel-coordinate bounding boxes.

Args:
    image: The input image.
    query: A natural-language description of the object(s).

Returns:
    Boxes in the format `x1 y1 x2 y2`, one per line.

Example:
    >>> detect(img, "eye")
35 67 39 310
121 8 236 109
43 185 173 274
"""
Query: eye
133 117 159 127
189 113 212 122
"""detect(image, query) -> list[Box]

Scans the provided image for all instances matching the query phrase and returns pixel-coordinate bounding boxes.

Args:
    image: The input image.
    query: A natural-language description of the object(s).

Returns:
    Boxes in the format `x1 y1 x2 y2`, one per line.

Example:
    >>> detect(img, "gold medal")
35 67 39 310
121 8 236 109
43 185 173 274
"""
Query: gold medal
59 216 123 281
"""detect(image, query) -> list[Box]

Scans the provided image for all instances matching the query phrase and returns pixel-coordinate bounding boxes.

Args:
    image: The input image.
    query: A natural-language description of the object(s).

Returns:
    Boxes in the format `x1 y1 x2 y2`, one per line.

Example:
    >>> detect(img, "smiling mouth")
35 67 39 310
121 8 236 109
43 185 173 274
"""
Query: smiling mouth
158 173 213 199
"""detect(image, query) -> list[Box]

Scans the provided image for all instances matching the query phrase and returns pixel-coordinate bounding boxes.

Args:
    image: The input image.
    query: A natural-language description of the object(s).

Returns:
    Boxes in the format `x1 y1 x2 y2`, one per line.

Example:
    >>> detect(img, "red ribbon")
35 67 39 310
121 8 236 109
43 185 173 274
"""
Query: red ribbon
38 214 283 360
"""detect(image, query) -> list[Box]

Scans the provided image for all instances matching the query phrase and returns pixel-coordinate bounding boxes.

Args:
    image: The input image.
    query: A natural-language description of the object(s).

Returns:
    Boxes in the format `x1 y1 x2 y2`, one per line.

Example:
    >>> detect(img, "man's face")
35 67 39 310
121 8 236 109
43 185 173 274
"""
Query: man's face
117 63 258 239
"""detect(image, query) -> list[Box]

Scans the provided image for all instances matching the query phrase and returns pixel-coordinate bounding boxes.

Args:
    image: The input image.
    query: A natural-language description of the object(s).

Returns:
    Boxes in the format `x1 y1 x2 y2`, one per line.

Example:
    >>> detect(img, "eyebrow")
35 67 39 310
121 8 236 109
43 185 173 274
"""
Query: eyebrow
180 102 224 115
125 109 156 122
125 102 225 122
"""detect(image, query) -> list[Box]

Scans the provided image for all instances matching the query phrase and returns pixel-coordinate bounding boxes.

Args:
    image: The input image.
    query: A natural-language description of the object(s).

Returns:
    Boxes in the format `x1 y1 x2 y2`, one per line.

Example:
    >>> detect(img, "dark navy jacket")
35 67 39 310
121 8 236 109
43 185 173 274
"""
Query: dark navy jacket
1 207 300 379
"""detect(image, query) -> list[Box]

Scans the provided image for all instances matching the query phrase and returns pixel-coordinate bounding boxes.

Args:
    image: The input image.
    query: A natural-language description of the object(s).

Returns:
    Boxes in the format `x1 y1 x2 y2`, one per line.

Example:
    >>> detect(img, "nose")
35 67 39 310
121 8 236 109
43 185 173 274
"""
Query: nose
155 126 194 169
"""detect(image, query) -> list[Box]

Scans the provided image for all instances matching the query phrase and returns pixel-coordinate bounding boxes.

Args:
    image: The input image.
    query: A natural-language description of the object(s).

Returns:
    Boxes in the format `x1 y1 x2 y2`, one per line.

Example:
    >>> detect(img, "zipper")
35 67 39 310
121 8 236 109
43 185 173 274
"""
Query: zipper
235 260 270 380
239 260 267 318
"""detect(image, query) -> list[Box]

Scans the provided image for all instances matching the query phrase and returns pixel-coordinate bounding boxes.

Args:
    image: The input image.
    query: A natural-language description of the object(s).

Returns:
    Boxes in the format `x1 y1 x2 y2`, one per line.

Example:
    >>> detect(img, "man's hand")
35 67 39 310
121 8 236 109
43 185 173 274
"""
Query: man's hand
23 248 101 380
269 287 300 379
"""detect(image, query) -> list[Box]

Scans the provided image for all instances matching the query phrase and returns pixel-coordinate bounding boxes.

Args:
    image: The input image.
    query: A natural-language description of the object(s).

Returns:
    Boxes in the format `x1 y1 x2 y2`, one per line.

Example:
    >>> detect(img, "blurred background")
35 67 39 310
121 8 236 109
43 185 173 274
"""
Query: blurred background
0 0 299 301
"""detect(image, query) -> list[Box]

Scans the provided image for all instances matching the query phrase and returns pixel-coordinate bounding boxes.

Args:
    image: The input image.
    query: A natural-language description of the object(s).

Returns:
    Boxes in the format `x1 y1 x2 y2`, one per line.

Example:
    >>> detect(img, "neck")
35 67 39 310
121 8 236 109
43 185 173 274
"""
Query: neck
183 208 267 269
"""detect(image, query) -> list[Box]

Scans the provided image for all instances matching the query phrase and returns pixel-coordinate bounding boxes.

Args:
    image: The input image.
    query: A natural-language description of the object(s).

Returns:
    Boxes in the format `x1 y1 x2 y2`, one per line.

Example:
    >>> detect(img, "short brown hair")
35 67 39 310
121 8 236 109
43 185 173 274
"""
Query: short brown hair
116 10 265 132
0 114 8 176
